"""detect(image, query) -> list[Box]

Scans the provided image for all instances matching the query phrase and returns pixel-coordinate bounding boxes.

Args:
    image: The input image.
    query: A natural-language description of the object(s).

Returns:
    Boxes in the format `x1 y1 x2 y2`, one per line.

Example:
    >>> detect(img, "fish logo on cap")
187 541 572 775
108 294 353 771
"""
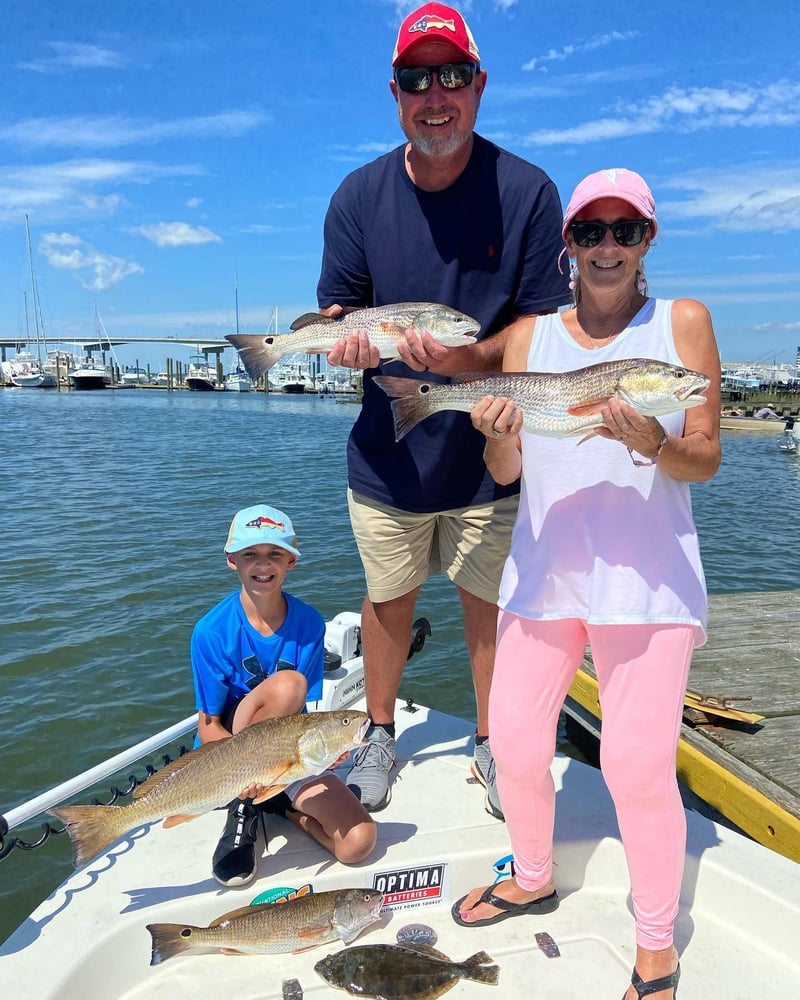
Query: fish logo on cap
246 515 285 530
408 15 456 34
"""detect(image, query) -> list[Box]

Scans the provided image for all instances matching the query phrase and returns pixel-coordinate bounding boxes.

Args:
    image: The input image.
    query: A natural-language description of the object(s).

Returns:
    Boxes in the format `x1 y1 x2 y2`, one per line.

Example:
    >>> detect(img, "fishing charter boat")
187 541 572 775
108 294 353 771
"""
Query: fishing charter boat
1 612 799 999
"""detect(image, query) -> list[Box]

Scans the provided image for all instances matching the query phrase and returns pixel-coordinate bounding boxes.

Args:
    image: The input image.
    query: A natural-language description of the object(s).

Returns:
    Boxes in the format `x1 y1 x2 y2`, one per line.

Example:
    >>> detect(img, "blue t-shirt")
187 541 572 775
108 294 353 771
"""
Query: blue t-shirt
191 591 325 721
317 134 570 513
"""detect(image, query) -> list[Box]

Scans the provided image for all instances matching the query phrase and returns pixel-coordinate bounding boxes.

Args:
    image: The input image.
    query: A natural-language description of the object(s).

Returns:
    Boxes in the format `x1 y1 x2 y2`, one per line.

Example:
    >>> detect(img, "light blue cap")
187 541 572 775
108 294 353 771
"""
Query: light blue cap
224 504 300 559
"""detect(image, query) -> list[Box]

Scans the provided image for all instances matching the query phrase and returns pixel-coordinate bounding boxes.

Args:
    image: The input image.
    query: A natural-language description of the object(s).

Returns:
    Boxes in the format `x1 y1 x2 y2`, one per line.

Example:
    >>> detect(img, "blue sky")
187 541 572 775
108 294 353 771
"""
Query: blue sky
1 0 798 373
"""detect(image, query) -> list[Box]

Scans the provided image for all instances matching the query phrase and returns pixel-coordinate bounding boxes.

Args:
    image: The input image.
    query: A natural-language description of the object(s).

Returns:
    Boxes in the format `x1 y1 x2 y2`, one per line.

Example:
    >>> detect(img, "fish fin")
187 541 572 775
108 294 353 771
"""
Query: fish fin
252 783 290 805
132 743 216 799
291 926 333 952
220 947 247 955
50 803 123 868
372 376 433 441
290 311 335 330
575 428 602 444
209 903 266 926
226 333 281 377
461 951 500 985
566 395 612 416
162 813 200 828
146 923 199 966
379 320 406 334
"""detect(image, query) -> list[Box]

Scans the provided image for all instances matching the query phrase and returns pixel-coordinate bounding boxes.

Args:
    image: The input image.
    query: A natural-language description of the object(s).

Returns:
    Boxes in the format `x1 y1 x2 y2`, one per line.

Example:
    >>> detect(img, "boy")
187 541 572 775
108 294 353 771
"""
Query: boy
191 503 376 887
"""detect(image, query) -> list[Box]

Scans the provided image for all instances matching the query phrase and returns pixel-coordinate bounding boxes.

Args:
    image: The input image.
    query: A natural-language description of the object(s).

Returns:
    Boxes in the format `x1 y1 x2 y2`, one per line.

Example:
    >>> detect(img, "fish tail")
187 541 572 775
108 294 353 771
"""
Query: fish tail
146 923 197 965
226 334 280 378
50 803 127 868
372 376 434 441
461 951 500 985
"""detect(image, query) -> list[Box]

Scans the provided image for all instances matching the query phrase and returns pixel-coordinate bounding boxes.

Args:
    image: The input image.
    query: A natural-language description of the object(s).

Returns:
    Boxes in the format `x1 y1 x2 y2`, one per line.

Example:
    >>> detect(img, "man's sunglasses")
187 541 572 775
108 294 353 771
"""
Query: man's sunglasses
394 62 479 94
569 219 652 248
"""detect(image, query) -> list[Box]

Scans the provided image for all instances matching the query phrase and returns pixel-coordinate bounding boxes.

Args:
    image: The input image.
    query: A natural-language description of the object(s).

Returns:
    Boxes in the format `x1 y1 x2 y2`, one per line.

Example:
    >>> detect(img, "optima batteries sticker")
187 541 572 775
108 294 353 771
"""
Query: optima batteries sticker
372 862 450 911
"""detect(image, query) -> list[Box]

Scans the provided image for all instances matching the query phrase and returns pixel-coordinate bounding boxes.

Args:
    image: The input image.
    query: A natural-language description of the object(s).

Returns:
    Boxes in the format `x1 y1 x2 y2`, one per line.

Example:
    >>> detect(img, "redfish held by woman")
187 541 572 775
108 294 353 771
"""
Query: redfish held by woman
375 358 710 442
51 710 368 868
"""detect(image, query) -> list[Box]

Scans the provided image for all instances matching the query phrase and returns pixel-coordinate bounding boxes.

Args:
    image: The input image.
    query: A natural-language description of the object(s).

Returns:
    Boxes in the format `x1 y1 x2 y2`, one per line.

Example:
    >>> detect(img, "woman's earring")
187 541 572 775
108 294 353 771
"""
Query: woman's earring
569 260 578 292
636 260 648 295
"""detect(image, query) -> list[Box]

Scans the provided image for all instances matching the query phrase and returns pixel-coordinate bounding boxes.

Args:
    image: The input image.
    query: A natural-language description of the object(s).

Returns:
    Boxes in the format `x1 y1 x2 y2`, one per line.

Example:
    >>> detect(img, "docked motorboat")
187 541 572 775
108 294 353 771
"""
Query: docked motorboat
69 356 113 390
185 355 218 391
119 367 150 387
223 365 253 392
2 612 799 1000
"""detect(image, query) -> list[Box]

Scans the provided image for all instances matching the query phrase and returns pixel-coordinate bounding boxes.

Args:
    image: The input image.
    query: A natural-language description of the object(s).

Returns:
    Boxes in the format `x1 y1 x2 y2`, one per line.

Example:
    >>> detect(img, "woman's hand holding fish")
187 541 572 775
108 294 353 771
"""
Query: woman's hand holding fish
471 396 523 487
598 398 667 464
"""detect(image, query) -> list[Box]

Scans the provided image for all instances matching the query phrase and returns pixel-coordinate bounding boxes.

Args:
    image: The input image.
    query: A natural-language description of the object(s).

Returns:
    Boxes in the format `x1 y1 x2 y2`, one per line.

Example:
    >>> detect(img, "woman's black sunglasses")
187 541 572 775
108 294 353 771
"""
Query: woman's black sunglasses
569 219 652 248
394 62 479 94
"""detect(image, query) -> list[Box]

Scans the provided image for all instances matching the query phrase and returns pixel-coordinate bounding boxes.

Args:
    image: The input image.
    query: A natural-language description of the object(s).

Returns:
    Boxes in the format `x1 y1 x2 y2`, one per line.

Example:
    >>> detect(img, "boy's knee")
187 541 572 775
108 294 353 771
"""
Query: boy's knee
335 821 377 865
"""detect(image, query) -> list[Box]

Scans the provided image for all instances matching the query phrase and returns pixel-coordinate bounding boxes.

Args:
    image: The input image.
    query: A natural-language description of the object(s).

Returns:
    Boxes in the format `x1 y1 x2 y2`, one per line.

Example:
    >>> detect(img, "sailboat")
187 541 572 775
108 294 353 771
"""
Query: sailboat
10 217 57 388
223 274 253 392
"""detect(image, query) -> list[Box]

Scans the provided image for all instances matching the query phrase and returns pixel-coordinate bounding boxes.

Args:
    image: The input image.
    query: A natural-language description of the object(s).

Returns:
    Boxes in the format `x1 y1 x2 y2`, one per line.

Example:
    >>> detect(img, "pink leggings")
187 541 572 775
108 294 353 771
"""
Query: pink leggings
490 612 694 951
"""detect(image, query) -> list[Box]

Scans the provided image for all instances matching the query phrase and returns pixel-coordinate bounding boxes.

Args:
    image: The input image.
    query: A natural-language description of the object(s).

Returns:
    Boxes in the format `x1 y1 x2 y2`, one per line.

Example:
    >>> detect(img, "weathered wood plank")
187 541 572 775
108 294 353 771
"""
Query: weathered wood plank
566 589 800 860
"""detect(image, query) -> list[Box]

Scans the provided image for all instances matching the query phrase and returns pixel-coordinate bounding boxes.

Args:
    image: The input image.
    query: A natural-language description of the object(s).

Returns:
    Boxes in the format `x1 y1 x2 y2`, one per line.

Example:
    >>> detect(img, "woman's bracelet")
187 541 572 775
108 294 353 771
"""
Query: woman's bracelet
628 431 669 468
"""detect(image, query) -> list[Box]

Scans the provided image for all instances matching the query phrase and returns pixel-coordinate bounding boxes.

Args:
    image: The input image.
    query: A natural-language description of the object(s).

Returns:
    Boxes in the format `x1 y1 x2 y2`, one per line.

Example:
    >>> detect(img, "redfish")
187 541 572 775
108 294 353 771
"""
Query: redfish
227 303 479 379
374 358 710 441
51 710 368 868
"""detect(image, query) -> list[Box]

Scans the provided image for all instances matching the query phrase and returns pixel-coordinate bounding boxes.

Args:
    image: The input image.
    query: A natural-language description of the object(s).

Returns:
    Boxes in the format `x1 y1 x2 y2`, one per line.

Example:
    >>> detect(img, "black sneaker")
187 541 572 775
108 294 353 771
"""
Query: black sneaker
212 798 261 887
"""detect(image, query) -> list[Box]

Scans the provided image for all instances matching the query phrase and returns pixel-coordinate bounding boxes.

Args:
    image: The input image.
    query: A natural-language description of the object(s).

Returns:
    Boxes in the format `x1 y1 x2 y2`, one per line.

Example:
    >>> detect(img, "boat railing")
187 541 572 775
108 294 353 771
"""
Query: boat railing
0 713 198 850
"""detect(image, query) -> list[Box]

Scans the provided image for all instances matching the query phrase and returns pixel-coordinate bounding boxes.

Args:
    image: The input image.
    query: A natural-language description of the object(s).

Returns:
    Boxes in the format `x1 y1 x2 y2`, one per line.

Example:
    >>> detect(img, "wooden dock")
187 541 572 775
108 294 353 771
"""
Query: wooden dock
564 590 800 863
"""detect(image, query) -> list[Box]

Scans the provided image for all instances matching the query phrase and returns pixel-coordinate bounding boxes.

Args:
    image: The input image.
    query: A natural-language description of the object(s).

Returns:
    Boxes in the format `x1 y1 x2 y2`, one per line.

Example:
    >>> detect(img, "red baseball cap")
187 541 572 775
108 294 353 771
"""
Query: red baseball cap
392 3 480 67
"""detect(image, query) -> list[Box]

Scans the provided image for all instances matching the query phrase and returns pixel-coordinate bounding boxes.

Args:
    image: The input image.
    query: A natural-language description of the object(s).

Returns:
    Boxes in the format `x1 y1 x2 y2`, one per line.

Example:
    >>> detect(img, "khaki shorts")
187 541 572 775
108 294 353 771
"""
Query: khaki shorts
347 489 519 605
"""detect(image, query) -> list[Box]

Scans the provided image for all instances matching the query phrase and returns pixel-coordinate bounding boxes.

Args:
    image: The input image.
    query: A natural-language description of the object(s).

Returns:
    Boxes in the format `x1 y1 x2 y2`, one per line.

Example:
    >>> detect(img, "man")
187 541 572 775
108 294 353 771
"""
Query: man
318 2 570 818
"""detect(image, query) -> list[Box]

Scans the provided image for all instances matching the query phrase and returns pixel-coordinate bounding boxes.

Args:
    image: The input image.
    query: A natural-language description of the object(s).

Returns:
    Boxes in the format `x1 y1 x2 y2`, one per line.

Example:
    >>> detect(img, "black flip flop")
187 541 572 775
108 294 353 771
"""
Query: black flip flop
623 964 680 998
451 885 559 927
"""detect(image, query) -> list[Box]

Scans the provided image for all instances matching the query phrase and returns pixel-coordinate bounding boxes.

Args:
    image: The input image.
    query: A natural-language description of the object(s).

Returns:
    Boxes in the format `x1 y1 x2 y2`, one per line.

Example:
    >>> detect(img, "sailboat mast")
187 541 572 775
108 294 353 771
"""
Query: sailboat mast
25 213 47 361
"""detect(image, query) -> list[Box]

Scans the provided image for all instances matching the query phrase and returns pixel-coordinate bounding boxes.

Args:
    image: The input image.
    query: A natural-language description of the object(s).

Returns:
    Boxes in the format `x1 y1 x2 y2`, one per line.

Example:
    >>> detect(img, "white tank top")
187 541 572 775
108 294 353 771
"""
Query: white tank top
498 298 707 644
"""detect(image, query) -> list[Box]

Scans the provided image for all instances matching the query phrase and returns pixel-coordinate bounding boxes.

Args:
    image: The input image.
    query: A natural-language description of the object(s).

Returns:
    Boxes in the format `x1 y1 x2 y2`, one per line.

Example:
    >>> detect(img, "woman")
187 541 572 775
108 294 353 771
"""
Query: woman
452 168 721 1000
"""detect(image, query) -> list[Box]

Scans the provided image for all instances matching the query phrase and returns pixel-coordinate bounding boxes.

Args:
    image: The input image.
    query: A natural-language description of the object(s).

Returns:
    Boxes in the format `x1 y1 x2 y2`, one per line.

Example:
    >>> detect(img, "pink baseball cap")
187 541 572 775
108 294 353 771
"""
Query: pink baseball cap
392 3 480 67
562 168 658 239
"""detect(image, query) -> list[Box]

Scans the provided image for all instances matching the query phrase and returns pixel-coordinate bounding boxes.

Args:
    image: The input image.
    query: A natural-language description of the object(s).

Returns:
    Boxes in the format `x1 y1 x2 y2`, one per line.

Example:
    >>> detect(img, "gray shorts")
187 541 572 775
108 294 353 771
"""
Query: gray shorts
347 489 519 604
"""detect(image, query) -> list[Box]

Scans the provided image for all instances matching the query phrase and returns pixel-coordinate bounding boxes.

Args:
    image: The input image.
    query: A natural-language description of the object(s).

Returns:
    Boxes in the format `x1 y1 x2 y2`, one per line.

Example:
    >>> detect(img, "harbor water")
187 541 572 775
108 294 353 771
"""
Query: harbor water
1 386 799 943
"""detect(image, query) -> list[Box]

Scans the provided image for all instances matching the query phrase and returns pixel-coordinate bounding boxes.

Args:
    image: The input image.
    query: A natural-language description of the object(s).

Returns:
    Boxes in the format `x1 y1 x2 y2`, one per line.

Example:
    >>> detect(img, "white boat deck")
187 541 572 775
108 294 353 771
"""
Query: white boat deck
3 703 800 999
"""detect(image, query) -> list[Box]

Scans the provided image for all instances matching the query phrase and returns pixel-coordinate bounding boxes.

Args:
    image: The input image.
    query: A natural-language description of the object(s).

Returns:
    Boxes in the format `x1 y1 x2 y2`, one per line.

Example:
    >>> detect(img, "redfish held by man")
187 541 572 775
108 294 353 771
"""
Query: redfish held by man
374 358 710 442
51 710 369 868
147 887 385 964
226 302 480 380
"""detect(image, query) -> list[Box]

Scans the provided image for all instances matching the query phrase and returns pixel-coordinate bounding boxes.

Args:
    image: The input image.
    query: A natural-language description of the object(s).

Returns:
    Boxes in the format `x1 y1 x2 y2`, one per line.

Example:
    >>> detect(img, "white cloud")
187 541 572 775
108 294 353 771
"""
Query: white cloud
523 31 637 72
133 222 222 247
660 165 800 232
39 232 143 291
0 111 266 149
19 41 126 73
0 158 202 226
523 80 800 146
